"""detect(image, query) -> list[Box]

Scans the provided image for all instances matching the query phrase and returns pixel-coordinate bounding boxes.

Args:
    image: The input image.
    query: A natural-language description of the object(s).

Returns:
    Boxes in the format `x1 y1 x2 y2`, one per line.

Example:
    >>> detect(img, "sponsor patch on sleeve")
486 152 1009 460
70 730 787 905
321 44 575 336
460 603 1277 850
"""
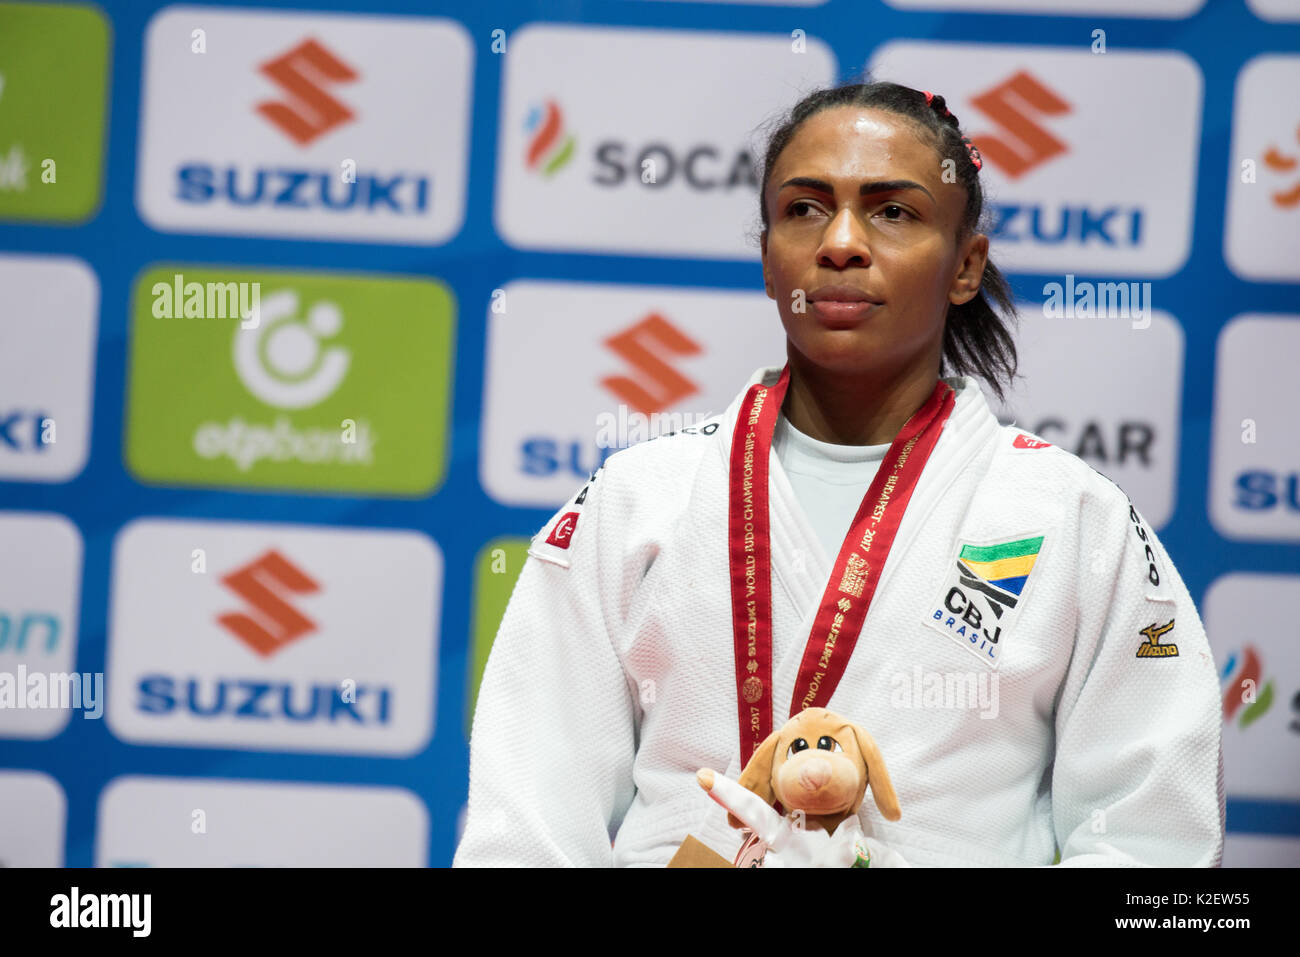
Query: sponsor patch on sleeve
1009 431 1053 451
923 532 1049 670
1125 498 1176 605
544 512 580 549
528 468 602 569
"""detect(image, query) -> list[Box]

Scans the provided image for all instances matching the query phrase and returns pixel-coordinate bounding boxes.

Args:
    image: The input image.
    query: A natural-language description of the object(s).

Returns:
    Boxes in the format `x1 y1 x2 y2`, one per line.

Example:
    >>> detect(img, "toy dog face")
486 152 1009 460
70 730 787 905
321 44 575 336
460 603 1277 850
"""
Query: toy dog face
734 707 901 828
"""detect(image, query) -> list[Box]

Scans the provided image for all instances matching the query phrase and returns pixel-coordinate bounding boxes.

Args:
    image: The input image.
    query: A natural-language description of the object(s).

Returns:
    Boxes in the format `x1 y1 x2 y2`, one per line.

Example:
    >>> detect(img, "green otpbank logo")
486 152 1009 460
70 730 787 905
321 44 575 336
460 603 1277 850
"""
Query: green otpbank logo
0 2 110 222
126 266 454 496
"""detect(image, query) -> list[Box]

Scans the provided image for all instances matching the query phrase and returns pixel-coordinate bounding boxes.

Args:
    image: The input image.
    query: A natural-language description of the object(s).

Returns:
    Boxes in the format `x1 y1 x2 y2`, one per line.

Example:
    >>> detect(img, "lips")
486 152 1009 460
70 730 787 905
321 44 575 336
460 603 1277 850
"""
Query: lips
808 284 883 305
803 285 883 326
809 298 880 326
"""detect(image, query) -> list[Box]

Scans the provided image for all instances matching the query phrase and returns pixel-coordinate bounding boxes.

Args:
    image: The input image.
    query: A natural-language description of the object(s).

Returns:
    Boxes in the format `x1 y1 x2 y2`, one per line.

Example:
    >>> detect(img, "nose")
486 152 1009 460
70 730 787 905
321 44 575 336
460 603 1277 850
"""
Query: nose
817 207 872 269
797 757 833 792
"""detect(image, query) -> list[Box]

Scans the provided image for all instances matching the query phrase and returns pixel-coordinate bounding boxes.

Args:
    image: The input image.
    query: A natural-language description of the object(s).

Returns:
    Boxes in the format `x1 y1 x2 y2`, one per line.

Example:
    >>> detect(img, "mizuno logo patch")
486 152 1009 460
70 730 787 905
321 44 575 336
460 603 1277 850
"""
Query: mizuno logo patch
924 534 1047 670
1136 619 1177 658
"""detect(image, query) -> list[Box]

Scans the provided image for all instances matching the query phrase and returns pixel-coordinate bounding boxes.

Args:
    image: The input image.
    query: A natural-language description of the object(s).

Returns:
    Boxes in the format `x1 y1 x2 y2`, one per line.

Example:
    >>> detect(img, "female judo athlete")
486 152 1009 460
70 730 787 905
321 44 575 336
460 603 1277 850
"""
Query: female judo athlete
454 81 1225 867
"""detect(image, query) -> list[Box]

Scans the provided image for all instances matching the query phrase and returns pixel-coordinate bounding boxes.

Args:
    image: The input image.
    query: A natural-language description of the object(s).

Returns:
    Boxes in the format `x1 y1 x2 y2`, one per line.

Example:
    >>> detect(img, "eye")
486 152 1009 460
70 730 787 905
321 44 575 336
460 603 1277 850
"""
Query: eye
817 736 843 752
787 738 809 757
878 203 912 221
788 199 819 218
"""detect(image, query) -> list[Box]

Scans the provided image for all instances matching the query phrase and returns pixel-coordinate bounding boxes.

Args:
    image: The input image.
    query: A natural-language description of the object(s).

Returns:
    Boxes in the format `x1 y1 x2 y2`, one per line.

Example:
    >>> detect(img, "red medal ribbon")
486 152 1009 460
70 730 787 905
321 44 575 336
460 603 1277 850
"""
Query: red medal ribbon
728 364 955 766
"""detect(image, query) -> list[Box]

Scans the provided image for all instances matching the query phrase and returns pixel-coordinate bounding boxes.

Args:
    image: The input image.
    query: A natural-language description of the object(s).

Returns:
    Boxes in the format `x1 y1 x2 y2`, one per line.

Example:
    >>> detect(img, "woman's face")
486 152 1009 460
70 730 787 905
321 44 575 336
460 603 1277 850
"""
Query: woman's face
760 106 987 378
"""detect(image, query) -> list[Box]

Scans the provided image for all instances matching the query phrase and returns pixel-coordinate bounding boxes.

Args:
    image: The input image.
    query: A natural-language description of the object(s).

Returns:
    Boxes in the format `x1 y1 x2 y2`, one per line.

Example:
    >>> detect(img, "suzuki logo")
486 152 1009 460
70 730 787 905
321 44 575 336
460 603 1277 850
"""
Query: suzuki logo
1262 123 1300 209
256 38 358 146
600 314 702 415
218 550 320 657
0 409 52 452
969 71 1072 179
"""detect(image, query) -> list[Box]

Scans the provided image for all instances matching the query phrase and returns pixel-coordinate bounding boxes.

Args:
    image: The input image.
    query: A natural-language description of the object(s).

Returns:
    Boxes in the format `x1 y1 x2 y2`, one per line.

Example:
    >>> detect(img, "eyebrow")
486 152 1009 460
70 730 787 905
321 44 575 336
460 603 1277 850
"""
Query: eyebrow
777 176 935 204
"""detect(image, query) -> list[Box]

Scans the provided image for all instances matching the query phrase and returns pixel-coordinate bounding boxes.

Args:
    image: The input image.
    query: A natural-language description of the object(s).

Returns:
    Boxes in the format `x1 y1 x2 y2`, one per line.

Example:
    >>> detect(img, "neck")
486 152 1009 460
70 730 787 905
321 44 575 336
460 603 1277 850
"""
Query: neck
781 347 942 446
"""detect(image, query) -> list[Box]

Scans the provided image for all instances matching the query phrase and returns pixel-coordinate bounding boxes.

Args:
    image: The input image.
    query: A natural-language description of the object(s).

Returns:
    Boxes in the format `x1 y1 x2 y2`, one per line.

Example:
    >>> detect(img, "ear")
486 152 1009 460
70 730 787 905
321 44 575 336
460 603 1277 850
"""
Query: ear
948 231 988 306
851 724 901 822
731 729 782 829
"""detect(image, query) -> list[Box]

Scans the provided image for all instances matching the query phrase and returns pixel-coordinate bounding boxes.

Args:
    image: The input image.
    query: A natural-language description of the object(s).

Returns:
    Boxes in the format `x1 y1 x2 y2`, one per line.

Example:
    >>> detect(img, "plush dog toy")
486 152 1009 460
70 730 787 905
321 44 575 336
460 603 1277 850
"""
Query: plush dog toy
697 707 906 867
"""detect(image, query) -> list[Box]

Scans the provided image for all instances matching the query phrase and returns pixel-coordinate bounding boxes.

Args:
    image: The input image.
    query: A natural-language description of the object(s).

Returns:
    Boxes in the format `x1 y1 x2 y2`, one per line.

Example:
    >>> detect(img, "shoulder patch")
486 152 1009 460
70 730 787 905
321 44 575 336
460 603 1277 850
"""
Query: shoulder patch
1008 431 1053 451
528 467 602 569
544 512 580 549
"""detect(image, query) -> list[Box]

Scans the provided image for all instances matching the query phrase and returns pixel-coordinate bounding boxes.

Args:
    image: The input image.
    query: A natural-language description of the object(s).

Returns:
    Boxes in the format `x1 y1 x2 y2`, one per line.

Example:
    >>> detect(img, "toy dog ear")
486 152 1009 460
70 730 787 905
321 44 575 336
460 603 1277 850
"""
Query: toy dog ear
731 729 782 829
851 724 901 822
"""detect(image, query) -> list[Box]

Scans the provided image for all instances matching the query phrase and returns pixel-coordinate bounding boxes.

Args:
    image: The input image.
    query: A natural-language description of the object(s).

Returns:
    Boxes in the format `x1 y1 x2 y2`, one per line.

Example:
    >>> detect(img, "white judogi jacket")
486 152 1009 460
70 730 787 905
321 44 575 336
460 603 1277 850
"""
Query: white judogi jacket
454 366 1225 867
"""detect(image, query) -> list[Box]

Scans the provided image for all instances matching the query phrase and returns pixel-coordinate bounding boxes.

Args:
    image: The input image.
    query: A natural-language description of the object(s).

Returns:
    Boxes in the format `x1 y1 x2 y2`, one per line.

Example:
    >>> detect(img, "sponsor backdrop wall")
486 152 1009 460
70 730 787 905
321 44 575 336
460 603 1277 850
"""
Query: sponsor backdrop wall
1 0 1297 867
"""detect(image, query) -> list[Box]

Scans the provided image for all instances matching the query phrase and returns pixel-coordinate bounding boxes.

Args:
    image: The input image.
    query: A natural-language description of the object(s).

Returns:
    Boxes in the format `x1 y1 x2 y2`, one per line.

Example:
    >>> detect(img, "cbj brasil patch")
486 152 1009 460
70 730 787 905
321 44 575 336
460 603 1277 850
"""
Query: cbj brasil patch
528 467 602 569
924 533 1048 670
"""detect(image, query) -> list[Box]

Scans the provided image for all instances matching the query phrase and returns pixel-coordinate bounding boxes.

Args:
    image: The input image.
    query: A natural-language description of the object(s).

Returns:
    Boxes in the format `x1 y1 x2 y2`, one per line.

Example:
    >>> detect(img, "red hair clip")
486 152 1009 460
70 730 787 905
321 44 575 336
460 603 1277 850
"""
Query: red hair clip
922 89 951 118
